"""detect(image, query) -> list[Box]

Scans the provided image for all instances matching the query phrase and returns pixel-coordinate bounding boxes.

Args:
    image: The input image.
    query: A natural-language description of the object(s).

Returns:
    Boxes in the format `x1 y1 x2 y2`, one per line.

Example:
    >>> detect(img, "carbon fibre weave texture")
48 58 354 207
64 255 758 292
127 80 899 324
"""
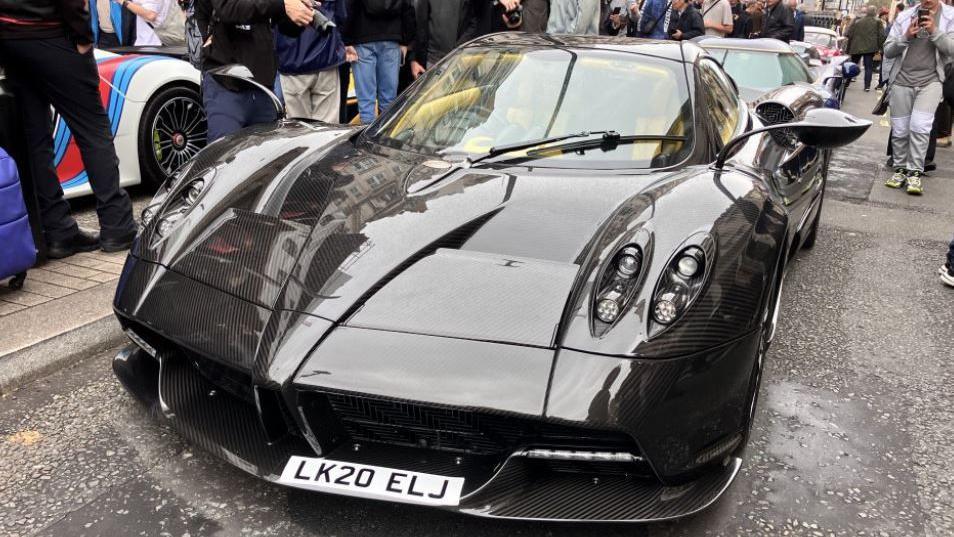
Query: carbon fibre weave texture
461 457 739 521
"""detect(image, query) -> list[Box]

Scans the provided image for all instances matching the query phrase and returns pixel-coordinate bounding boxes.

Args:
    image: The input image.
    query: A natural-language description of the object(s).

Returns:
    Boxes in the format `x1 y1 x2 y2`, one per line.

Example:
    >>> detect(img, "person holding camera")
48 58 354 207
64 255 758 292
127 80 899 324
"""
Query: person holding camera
275 0 347 122
667 0 705 40
883 0 954 195
195 0 315 141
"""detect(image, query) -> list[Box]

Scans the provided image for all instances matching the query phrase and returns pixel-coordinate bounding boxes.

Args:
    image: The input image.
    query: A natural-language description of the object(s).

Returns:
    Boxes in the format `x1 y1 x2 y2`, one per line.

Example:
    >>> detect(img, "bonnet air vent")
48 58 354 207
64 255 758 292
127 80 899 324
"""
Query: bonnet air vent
755 102 797 147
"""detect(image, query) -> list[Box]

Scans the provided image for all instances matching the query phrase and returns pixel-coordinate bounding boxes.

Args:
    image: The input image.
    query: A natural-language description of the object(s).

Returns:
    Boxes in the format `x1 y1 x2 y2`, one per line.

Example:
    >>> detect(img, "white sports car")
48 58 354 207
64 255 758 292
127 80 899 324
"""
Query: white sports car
59 49 205 199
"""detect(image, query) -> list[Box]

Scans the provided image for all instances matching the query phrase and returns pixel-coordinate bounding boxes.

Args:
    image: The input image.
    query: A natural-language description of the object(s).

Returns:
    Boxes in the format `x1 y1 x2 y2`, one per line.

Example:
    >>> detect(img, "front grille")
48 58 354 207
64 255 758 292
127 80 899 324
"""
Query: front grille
308 393 639 457
755 102 797 147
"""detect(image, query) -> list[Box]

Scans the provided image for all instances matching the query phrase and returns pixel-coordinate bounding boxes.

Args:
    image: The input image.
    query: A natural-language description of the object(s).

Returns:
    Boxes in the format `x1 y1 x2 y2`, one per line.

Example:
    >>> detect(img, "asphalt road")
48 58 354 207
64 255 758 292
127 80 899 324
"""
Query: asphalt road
2 82 953 537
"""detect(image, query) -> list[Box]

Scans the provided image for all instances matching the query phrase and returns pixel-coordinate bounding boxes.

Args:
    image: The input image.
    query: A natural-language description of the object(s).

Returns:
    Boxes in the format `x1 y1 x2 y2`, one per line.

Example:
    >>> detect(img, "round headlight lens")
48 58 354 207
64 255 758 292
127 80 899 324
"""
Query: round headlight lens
156 217 175 237
677 255 700 278
184 179 205 205
596 298 621 323
617 254 640 277
653 299 678 325
156 211 184 237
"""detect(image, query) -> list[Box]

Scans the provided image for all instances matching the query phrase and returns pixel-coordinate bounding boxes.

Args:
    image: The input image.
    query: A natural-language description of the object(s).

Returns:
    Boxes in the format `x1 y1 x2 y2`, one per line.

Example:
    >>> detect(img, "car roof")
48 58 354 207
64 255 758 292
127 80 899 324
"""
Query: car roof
464 32 705 63
697 37 796 54
805 26 838 36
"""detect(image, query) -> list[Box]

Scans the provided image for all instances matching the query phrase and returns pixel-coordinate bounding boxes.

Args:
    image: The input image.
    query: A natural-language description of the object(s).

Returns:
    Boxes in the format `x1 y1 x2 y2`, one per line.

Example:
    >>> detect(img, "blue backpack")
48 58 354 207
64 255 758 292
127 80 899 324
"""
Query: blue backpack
0 148 36 288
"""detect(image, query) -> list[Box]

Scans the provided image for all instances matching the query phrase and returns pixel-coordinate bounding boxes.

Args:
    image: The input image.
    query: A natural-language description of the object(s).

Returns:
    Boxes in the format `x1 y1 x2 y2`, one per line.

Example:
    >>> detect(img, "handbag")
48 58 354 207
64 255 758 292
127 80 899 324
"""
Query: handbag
149 2 186 47
872 82 891 115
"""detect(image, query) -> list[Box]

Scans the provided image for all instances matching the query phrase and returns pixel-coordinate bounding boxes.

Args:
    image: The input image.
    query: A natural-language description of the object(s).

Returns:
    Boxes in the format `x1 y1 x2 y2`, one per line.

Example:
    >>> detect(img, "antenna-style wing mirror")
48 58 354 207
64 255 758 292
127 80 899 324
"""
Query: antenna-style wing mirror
207 64 285 120
715 108 871 169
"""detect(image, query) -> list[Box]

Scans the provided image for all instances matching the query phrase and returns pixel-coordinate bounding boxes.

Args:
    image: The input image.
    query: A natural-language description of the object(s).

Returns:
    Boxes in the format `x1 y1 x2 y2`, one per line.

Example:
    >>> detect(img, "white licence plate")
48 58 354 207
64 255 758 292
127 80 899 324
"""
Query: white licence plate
278 456 465 507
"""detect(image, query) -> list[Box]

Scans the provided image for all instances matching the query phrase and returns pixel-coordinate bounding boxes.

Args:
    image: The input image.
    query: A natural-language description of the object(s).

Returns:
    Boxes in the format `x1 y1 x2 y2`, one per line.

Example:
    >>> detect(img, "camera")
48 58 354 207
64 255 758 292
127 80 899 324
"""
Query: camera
311 1 337 32
493 1 523 28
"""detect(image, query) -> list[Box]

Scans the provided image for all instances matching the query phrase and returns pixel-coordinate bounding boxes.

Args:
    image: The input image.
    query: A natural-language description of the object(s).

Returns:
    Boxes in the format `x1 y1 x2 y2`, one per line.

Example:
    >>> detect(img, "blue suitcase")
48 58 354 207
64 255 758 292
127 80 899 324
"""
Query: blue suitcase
0 147 36 289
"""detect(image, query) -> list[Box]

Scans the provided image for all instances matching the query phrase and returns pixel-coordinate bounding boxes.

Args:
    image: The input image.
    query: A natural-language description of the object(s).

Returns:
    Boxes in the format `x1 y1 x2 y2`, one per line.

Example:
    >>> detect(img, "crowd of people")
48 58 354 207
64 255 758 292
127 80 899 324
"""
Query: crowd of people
77 0 813 140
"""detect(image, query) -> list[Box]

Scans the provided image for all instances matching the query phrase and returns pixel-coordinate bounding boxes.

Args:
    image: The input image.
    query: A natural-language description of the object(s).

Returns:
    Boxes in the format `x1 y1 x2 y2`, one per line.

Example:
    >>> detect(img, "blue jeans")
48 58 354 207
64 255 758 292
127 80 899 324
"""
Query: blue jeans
202 72 278 142
352 41 400 124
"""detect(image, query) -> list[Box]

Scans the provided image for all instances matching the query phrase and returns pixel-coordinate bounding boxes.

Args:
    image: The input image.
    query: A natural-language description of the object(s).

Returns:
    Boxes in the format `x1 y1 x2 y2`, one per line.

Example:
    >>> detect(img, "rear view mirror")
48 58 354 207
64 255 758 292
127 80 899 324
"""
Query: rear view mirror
207 64 285 119
790 107 870 148
715 108 871 169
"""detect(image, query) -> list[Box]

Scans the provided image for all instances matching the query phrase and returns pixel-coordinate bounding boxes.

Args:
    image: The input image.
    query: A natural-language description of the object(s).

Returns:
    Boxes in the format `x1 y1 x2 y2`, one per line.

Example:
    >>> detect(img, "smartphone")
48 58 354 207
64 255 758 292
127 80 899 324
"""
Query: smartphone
918 7 930 25
613 6 622 13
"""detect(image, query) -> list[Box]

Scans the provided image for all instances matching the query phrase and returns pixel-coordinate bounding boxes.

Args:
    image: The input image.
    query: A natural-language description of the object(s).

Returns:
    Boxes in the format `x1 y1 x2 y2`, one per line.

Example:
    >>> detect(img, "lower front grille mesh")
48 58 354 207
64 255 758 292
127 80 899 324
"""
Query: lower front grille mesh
316 393 639 457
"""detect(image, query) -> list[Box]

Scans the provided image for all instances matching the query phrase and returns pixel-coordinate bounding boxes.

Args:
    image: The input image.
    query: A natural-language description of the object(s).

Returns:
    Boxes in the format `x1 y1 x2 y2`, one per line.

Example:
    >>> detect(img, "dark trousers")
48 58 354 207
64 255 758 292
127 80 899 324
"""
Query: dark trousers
934 101 951 138
0 36 135 242
97 31 120 48
850 53 875 89
948 236 954 269
202 72 278 142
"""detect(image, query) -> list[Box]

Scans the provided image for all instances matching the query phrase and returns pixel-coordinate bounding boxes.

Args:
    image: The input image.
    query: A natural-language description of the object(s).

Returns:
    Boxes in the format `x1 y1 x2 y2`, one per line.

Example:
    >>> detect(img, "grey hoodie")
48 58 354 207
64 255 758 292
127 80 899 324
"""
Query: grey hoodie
547 0 601 34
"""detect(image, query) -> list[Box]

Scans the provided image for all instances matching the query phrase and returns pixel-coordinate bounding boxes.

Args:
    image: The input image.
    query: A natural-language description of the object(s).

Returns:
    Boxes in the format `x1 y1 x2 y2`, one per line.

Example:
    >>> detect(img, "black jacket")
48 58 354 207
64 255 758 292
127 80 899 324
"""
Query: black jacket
0 0 92 44
729 3 751 38
409 0 477 66
342 0 415 47
667 5 704 40
194 0 301 86
762 1 793 42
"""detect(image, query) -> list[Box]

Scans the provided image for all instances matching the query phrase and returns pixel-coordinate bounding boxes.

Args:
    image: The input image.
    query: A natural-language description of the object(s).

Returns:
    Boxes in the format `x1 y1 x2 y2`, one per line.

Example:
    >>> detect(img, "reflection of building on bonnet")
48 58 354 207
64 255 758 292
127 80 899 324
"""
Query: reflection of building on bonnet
883 0 954 196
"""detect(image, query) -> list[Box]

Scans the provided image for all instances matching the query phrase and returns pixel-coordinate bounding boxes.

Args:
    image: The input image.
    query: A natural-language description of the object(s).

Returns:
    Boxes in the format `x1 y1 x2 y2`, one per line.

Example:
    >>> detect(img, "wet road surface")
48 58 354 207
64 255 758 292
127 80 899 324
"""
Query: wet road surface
1 83 953 536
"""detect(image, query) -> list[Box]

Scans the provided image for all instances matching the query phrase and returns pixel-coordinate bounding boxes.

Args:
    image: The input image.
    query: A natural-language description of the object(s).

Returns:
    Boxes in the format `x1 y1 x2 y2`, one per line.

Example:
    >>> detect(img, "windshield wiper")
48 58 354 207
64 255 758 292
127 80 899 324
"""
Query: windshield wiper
440 130 619 168
517 134 689 159
410 132 687 193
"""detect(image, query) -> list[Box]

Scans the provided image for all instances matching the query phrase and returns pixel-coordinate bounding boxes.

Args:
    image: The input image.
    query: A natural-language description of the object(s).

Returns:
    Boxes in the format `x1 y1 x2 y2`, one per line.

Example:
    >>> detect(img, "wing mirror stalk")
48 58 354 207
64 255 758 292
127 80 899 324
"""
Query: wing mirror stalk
714 107 871 170
207 64 285 120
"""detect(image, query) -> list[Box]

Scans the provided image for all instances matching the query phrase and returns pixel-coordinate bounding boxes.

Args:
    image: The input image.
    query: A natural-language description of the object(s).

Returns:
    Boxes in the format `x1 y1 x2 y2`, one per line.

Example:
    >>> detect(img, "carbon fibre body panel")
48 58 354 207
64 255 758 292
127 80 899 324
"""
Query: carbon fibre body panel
109 36 862 522
114 345 743 522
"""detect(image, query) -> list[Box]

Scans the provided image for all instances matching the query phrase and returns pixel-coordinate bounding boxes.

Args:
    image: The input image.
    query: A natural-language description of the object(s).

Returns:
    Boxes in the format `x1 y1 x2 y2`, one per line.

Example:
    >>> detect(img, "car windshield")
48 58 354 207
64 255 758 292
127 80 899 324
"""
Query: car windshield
367 47 694 169
707 49 812 91
805 32 836 48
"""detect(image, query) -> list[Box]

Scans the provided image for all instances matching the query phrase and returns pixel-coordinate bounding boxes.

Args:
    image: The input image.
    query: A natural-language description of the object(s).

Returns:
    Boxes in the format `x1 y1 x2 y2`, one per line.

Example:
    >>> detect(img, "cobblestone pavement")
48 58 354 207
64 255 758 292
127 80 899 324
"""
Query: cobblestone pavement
0 251 125 317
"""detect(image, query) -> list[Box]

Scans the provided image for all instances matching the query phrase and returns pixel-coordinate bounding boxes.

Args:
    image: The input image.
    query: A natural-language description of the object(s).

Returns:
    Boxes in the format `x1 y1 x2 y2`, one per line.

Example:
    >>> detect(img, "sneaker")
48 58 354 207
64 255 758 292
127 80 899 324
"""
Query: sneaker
939 263 951 276
906 171 924 195
864 87 871 92
941 266 954 288
937 137 952 148
925 161 937 172
885 168 907 188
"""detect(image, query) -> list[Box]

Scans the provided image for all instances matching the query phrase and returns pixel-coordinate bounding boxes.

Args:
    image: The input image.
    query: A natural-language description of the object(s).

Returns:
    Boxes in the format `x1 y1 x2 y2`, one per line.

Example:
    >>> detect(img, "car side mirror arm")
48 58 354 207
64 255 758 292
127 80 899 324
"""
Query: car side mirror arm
714 108 872 170
713 123 788 170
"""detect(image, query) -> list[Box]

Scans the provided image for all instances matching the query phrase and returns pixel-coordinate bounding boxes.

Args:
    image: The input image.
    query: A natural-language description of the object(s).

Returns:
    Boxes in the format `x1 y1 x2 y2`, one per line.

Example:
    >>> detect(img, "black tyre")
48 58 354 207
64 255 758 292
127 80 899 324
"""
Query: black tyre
802 156 830 250
801 188 823 250
138 85 207 188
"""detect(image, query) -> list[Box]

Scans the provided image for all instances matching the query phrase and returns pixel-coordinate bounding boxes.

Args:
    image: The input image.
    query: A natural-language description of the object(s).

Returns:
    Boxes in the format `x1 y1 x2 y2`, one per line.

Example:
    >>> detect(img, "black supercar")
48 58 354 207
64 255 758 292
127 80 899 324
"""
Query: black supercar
112 34 870 522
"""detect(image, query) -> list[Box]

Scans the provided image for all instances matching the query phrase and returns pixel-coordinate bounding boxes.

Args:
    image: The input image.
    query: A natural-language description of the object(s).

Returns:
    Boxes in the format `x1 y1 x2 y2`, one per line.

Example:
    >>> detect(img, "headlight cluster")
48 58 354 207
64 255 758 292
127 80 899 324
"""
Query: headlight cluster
593 245 644 326
650 245 708 330
140 168 214 238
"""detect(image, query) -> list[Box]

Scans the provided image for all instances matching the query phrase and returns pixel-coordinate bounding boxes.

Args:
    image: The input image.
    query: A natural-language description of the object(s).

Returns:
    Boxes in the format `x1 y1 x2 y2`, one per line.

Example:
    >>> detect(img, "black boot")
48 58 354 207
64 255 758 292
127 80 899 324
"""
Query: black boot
46 228 101 259
101 230 138 253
